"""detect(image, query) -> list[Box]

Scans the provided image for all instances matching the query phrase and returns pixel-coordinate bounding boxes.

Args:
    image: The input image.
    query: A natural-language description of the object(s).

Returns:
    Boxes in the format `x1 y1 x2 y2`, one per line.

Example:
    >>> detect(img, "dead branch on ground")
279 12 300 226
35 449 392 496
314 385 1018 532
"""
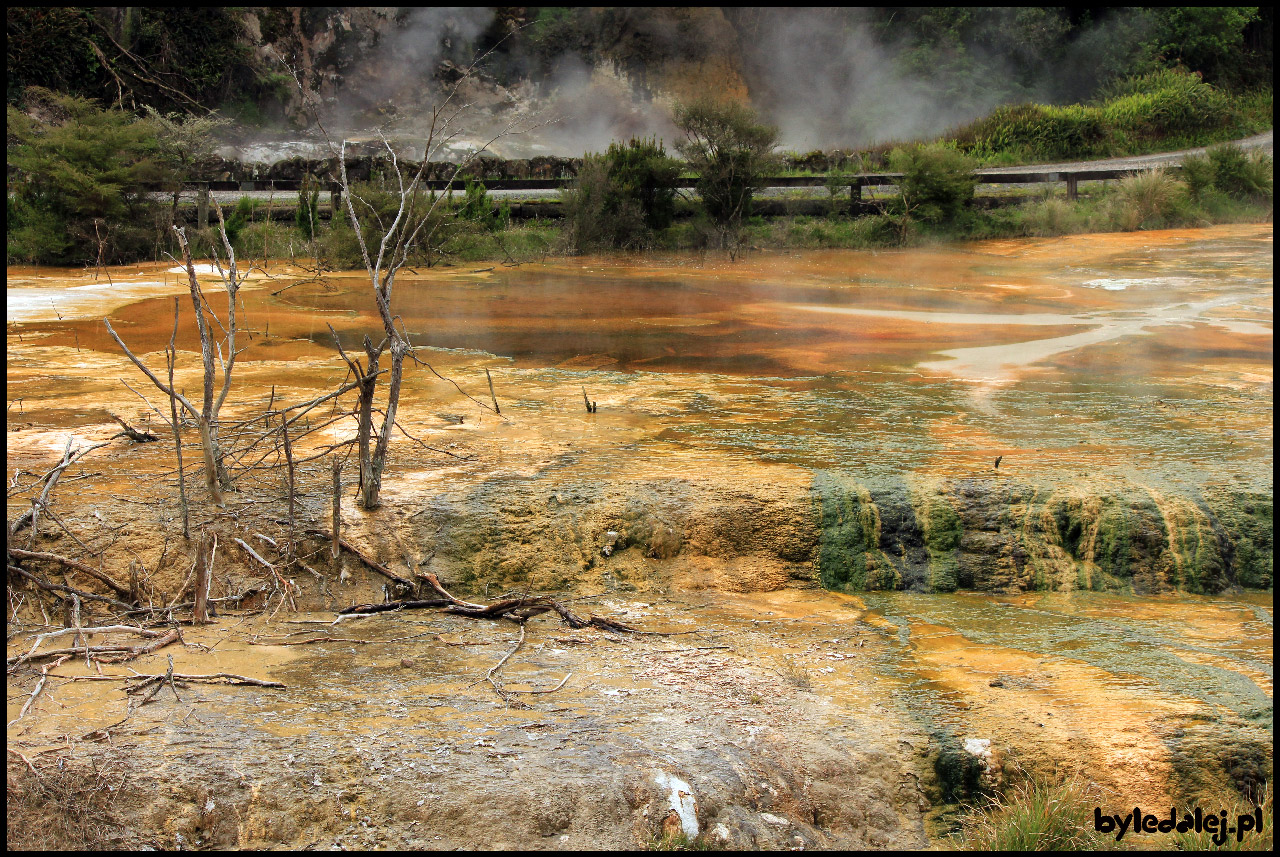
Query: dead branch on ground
107 413 159 443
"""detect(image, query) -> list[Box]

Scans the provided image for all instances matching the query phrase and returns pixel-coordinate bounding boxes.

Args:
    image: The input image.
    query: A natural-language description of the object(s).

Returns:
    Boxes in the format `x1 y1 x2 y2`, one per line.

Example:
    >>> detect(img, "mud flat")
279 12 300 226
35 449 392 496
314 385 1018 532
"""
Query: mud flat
6 225 1273 847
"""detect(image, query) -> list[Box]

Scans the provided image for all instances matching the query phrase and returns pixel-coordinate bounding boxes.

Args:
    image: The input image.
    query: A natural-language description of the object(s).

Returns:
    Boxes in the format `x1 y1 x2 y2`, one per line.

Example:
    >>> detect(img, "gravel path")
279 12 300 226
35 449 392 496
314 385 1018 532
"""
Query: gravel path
980 129 1273 175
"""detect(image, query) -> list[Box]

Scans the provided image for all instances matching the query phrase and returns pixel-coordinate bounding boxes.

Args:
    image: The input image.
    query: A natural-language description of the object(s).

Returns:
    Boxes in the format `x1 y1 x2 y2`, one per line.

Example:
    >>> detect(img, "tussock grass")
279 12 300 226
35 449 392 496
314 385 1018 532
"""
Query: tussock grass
1169 782 1272 852
950 772 1114 851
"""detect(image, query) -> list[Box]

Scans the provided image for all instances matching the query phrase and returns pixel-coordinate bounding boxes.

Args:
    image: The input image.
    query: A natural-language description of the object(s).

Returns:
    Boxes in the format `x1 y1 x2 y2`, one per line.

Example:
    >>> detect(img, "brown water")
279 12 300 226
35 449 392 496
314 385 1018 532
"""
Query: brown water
9 224 1271 488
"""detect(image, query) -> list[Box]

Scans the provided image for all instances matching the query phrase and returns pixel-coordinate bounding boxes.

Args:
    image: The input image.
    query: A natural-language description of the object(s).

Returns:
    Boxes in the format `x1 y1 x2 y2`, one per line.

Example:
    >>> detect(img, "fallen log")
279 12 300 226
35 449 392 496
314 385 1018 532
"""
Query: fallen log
7 565 135 613
305 529 413 588
8 627 179 667
108 413 159 442
339 578 653 634
338 598 452 615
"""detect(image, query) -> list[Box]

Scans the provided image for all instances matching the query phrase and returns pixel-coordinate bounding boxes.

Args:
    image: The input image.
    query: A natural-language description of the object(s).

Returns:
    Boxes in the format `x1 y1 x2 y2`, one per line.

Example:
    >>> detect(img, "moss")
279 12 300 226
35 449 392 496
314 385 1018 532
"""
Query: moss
1203 489 1273 589
814 479 900 591
932 734 986 804
921 496 962 592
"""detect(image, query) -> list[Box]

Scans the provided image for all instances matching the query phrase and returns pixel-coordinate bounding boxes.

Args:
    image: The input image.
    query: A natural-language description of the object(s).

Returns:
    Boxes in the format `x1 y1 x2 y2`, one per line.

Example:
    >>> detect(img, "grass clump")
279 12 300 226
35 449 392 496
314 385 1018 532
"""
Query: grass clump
1170 782 1272 852
951 772 1112 851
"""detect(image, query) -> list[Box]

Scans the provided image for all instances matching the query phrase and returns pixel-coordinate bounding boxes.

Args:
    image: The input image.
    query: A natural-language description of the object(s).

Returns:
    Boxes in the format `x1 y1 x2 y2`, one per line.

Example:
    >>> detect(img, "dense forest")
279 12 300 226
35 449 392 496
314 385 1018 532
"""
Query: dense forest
7 7 1273 135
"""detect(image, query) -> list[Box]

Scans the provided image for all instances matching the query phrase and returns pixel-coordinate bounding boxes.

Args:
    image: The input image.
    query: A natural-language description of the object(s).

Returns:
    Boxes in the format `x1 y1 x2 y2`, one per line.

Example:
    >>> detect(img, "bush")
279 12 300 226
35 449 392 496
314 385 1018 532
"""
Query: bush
603 136 682 230
1100 69 1231 143
889 144 977 225
7 87 166 264
957 103 1110 162
562 155 639 252
675 98 780 253
562 138 682 252
456 178 510 232
1181 152 1218 199
1206 144 1273 201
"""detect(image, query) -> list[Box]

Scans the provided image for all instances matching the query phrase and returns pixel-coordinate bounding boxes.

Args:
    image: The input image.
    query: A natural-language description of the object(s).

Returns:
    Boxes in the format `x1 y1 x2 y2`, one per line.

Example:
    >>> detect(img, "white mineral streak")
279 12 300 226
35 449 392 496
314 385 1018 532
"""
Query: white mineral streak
653 771 698 837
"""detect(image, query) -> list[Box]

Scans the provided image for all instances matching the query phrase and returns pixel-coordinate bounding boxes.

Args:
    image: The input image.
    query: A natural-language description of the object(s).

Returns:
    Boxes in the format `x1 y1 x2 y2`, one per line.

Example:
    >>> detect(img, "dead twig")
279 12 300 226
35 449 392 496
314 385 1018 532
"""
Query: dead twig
7 548 131 599
7 655 71 728
305 529 413 589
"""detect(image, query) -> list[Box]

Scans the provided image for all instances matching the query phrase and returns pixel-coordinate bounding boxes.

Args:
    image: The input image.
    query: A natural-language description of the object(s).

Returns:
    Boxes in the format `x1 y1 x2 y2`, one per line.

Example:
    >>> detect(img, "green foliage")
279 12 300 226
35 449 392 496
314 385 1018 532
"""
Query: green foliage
221 197 256 245
953 68 1258 165
604 137 682 230
126 8 253 108
957 103 1110 162
562 156 627 252
1206 144 1273 201
952 773 1113 850
1181 153 1219 200
1149 7 1261 86
7 87 165 264
5 8 97 104
674 98 780 251
562 137 681 252
457 178 510 231
1099 69 1232 143
889 144 977 225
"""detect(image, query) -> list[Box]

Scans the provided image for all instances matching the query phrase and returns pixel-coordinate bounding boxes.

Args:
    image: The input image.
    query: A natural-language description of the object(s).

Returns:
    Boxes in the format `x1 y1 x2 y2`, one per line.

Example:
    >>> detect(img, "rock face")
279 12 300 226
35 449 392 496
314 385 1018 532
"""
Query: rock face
348 471 1270 595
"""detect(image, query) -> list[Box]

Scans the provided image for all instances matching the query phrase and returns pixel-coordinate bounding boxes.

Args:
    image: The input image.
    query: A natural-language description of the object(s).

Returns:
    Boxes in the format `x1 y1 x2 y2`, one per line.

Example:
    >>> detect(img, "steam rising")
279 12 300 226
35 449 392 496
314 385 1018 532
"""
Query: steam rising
233 8 1156 161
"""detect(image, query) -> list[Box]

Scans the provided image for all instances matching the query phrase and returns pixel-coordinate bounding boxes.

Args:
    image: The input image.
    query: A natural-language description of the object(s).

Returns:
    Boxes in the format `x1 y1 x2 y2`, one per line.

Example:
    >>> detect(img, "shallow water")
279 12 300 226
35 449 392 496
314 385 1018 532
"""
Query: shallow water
8 224 1272 491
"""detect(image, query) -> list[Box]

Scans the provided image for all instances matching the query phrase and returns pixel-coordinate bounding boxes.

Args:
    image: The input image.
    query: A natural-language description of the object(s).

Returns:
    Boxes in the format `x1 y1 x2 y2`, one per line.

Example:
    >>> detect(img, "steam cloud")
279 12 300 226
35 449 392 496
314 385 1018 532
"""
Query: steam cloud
235 8 1156 161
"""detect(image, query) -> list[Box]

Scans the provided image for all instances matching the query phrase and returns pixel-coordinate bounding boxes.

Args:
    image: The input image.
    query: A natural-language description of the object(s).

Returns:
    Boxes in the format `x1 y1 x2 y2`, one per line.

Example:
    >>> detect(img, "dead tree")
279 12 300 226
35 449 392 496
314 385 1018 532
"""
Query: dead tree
103 203 248 506
289 47 531 510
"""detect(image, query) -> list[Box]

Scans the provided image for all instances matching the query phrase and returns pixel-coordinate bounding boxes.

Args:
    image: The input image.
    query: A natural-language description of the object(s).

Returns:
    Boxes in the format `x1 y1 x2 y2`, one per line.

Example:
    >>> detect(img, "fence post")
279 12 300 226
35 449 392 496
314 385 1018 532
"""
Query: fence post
850 177 863 203
1065 174 1078 201
197 183 210 230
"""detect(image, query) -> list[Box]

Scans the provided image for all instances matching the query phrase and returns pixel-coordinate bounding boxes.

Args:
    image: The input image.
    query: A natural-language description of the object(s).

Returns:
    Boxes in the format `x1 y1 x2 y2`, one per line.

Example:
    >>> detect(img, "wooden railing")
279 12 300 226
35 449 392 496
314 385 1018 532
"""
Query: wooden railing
158 164 1172 227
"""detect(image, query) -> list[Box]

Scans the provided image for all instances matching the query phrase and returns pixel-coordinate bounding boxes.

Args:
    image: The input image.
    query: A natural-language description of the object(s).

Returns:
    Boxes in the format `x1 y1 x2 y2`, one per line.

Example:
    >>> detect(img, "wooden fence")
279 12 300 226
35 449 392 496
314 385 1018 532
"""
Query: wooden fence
160 165 1171 228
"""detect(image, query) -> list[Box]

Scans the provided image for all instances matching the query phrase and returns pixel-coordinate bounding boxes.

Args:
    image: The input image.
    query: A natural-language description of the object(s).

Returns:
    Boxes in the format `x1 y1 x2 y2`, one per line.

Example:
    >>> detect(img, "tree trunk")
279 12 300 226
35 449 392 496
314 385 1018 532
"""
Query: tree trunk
197 420 225 506
363 341 407 510
357 342 380 509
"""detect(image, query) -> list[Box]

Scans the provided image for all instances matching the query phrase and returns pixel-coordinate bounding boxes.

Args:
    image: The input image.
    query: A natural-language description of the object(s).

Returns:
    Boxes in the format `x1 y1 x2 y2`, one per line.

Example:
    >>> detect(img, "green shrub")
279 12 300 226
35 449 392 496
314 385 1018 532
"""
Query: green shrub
221 196 255 245
603 136 682 230
675 98 780 253
1100 71 1231 143
562 138 681 252
1181 153 1218 199
457 178 510 231
952 773 1112 851
1206 145 1273 202
7 87 165 264
957 103 1110 162
562 155 645 252
889 144 977 225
